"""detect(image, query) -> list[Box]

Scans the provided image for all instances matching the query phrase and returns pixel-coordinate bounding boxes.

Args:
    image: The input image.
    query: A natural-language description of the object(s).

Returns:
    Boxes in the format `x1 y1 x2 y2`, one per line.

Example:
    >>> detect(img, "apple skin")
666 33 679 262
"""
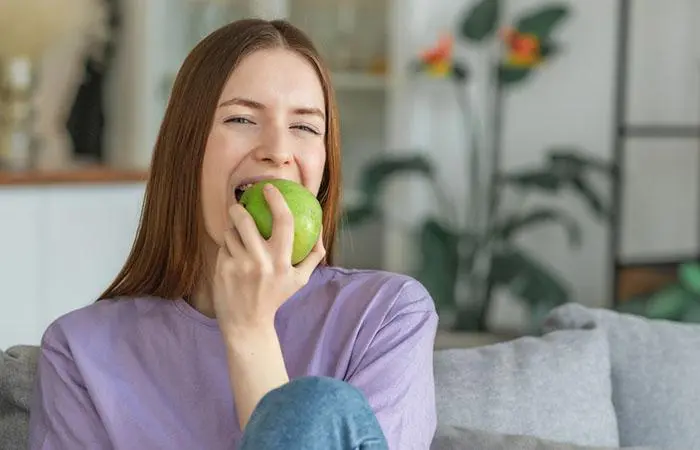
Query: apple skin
239 179 323 265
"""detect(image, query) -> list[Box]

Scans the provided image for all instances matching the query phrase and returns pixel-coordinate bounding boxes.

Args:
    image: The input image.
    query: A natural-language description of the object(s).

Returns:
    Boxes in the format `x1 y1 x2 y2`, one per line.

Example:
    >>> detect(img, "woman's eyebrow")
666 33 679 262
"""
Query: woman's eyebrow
218 97 324 119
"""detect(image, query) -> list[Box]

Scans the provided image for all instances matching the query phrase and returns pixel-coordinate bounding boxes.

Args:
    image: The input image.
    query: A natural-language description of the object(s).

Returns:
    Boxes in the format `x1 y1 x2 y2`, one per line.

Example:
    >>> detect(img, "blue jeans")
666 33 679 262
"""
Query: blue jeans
240 376 389 450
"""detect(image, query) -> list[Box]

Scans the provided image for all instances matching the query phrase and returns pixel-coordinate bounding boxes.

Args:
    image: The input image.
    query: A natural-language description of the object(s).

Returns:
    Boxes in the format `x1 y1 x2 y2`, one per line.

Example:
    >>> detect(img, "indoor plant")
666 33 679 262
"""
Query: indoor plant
342 0 618 332
344 148 616 332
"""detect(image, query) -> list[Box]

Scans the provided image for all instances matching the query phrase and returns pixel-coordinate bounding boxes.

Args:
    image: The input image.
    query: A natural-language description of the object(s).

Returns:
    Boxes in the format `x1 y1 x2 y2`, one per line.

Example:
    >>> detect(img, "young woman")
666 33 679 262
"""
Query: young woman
28 18 438 450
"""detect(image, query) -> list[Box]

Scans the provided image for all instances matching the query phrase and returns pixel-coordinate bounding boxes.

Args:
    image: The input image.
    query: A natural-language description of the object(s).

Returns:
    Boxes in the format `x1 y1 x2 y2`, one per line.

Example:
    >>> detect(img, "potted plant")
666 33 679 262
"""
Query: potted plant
341 0 618 333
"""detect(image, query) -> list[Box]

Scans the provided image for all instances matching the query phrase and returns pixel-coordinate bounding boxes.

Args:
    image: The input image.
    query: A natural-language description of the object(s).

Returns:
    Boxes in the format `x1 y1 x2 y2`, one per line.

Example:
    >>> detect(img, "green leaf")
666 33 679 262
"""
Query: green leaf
493 207 582 247
341 155 435 228
357 154 435 207
677 263 700 296
570 175 610 220
415 218 461 313
500 169 563 191
515 5 569 40
460 0 501 41
489 245 571 329
539 40 559 59
498 65 532 85
341 204 377 227
646 285 695 321
547 148 617 177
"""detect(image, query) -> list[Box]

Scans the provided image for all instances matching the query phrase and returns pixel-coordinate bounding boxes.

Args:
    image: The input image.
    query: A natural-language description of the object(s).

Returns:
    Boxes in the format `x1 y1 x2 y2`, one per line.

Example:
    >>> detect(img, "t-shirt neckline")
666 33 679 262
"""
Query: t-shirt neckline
173 298 220 329
171 266 326 329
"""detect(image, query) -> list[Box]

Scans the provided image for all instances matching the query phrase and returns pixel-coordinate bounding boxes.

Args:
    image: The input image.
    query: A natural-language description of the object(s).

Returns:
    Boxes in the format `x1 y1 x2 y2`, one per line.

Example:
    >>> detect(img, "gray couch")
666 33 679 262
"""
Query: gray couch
3 304 698 449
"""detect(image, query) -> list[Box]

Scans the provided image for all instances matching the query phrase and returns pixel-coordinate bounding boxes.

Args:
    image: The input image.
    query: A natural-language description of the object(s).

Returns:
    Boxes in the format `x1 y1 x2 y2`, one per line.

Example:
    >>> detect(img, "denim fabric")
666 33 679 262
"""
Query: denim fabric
240 376 389 450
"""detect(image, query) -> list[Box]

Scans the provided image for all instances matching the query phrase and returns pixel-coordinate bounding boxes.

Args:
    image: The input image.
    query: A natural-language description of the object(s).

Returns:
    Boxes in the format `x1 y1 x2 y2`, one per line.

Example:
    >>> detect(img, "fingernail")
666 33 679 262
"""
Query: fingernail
264 184 274 192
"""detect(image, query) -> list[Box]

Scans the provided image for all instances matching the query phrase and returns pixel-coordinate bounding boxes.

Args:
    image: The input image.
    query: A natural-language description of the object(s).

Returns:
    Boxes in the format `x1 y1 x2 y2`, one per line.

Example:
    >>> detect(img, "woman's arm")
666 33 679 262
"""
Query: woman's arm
28 324 113 449
223 325 289 430
211 184 325 430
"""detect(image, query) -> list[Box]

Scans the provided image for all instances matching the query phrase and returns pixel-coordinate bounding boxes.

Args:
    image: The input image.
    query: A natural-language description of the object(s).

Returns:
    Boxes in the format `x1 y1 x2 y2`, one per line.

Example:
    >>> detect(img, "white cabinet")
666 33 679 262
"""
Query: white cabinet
41 186 145 334
0 183 145 349
0 188 43 348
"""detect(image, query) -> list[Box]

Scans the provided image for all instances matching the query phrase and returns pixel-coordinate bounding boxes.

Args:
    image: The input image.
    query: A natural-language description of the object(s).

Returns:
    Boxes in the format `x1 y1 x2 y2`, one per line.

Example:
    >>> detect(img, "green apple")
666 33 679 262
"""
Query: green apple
239 179 323 265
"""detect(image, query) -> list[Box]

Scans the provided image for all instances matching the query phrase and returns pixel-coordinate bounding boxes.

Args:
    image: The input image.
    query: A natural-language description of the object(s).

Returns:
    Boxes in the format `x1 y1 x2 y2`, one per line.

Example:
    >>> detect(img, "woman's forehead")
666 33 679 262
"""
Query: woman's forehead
219 48 325 113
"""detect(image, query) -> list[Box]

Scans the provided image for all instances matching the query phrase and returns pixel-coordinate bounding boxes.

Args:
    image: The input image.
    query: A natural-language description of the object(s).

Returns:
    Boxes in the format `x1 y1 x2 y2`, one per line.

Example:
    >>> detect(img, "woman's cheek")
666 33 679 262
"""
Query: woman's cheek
298 147 326 194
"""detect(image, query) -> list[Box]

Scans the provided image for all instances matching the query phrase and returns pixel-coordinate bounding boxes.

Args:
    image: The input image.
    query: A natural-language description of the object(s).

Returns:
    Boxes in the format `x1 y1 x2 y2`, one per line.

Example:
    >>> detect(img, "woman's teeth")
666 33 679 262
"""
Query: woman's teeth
234 183 254 201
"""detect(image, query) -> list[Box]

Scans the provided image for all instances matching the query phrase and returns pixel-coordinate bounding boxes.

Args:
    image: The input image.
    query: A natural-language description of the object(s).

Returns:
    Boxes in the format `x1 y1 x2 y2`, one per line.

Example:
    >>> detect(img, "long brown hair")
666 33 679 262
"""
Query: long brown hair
98 19 341 301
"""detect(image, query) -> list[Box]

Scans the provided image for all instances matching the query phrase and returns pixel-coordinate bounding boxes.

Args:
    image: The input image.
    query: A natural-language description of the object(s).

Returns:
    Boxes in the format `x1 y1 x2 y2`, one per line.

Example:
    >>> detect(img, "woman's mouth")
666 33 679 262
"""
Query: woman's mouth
234 183 255 202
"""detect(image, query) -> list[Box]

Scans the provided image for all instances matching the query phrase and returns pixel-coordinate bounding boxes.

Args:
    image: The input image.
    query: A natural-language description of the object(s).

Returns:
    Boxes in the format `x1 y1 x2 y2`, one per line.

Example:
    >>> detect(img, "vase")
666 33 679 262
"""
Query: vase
0 56 39 170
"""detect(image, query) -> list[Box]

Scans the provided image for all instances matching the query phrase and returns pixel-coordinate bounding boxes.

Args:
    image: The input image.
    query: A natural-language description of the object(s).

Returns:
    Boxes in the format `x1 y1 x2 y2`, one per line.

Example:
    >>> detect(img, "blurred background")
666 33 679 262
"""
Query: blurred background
1 0 699 348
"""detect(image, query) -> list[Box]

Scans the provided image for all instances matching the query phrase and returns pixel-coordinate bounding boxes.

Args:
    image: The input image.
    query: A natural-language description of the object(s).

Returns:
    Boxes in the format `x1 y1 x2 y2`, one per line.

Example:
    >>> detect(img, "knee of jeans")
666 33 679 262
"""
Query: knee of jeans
273 376 370 412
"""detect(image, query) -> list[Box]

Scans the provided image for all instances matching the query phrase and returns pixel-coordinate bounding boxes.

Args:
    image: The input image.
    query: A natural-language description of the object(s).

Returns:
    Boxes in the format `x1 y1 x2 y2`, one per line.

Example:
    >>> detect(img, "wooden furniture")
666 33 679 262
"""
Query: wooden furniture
0 167 147 186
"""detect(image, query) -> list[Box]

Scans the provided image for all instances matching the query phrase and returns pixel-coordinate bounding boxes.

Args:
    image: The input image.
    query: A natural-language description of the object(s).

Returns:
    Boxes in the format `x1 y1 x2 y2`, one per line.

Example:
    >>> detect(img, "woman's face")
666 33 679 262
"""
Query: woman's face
200 48 327 246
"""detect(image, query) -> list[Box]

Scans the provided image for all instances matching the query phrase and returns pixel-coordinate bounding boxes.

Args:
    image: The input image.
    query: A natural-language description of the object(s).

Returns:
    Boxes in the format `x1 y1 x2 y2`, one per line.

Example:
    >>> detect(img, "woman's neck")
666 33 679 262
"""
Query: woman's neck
188 283 217 318
188 240 218 318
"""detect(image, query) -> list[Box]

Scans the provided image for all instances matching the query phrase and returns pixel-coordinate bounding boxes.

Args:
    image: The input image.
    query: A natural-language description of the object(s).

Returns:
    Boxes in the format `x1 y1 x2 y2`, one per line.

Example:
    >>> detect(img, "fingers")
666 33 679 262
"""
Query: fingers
263 184 295 259
228 204 267 261
295 231 326 278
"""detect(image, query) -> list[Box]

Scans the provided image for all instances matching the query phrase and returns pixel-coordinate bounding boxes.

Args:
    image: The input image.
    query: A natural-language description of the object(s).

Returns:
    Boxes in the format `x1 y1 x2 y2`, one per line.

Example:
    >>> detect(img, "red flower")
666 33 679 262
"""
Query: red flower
500 27 542 68
418 34 454 77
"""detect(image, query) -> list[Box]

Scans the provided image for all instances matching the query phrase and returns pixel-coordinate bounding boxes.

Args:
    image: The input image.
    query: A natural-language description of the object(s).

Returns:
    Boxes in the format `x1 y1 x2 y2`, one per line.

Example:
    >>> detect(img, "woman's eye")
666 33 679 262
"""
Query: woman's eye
226 117 254 125
293 124 320 135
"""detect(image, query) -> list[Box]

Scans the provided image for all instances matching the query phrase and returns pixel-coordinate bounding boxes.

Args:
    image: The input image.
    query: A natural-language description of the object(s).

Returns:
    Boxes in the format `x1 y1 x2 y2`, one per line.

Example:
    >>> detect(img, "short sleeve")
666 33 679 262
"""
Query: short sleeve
345 281 438 450
28 323 112 449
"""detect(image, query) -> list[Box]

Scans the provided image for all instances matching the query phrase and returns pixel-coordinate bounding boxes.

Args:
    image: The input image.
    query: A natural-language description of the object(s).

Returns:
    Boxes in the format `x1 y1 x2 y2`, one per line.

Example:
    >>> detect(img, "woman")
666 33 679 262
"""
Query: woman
28 18 438 450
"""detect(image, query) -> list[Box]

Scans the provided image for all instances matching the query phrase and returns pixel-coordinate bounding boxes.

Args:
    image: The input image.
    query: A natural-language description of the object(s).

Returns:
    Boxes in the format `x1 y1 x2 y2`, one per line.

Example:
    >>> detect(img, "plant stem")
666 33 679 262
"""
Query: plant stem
431 179 459 229
454 81 482 233
476 42 507 332
452 76 493 331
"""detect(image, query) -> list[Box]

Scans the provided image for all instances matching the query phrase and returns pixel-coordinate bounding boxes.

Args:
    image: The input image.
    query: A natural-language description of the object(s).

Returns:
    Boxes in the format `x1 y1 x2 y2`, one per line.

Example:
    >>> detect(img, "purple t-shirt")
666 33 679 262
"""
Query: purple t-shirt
28 266 438 449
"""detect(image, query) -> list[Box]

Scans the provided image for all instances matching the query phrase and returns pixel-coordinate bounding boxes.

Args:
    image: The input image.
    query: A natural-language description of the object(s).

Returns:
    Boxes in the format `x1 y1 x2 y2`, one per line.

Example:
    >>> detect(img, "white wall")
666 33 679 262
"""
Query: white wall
383 0 700 330
493 0 618 328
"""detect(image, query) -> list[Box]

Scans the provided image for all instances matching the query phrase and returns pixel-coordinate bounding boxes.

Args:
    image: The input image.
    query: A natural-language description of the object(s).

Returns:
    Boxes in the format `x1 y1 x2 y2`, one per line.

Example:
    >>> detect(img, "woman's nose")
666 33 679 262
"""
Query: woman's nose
253 130 293 166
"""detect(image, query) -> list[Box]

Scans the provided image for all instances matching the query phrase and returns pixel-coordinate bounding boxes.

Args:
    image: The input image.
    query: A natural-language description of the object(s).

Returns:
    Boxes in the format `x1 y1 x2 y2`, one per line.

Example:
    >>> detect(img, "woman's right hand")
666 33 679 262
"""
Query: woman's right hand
211 183 325 429
211 182 325 336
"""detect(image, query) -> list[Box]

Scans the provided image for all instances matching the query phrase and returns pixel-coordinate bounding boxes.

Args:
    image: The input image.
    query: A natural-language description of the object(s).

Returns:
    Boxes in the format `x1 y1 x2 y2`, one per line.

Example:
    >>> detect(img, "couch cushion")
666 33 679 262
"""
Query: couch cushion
431 425 658 450
544 303 700 449
434 329 619 447
0 345 39 450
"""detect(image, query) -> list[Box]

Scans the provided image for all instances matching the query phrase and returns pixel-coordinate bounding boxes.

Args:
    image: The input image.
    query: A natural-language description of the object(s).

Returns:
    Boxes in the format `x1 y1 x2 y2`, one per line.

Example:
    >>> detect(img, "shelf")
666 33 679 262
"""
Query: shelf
331 72 387 91
0 166 148 186
620 125 700 139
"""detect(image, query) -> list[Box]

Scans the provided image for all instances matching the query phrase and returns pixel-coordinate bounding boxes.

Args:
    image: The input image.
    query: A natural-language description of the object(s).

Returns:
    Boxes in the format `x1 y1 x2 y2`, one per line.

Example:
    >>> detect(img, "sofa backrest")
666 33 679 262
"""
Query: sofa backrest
0 345 37 450
433 328 619 448
544 303 700 449
6 303 700 450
